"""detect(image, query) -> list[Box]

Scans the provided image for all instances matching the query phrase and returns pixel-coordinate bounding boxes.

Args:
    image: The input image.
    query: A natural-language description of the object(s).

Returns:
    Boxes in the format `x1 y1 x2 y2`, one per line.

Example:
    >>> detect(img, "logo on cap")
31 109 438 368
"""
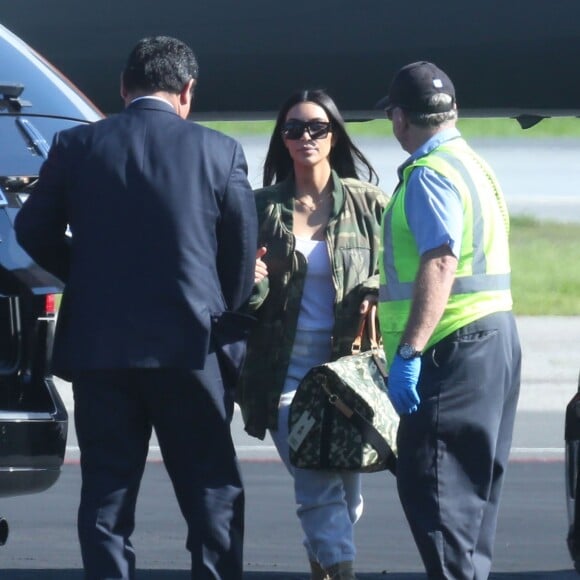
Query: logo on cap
375 61 456 114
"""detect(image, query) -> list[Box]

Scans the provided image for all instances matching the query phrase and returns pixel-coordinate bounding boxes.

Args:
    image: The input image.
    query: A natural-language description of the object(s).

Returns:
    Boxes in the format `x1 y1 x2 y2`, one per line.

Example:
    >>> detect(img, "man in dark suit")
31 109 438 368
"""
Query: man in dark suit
15 36 258 579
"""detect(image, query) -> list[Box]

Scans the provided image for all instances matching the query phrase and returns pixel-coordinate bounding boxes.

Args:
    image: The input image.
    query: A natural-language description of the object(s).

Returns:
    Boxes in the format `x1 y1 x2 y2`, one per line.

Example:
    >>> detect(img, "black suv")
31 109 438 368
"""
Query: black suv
0 23 103 545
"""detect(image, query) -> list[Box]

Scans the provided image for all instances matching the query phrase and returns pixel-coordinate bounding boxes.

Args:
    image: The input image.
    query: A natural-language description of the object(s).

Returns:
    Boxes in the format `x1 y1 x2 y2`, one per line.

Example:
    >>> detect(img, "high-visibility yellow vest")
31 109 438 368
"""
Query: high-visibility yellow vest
378 137 513 364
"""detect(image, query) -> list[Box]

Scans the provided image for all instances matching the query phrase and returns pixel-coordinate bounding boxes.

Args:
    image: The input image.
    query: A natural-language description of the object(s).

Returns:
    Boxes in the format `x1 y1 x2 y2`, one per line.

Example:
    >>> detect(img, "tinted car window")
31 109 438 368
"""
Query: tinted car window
0 24 102 120
1 23 102 182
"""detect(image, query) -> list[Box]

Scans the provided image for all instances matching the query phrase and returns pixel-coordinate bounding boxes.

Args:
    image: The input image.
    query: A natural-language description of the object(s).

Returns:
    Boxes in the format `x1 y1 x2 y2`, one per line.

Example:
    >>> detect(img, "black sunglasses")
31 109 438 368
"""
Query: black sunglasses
281 119 332 140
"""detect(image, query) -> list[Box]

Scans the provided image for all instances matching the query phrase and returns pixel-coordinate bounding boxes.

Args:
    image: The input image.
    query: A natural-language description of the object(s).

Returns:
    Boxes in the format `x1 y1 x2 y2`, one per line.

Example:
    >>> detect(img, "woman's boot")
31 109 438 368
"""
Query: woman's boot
310 560 330 580
326 560 356 580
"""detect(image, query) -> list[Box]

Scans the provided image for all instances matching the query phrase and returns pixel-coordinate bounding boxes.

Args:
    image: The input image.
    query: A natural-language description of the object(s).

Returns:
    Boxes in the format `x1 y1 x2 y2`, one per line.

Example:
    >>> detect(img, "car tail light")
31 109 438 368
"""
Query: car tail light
44 294 56 315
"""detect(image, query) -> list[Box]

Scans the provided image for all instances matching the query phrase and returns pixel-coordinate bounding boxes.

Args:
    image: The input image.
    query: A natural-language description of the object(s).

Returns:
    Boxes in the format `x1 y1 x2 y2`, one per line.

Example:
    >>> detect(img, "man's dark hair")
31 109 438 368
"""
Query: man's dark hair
122 36 199 95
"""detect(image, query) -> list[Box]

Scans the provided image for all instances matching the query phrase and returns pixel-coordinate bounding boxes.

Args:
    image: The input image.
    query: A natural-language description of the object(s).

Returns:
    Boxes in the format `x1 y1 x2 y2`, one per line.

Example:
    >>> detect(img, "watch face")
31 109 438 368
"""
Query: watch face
399 344 417 359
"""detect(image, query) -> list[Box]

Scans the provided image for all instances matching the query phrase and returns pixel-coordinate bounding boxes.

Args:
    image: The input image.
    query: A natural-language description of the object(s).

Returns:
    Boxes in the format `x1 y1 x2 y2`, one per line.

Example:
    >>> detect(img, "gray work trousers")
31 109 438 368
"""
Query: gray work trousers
396 311 521 580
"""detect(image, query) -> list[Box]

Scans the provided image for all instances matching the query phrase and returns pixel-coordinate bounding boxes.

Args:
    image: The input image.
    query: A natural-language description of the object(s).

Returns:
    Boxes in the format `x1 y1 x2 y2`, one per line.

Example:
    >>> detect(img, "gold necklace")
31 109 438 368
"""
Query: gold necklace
294 192 330 212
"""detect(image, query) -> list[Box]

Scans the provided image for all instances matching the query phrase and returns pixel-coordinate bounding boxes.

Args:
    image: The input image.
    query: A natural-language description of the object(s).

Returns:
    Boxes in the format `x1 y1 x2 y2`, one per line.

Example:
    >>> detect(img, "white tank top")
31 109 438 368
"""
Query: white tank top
294 236 336 331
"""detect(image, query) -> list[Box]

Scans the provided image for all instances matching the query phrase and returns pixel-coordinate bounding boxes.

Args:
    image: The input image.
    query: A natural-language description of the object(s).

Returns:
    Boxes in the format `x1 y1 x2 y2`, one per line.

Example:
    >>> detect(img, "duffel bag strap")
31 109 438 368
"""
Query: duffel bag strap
350 408 396 474
321 382 396 474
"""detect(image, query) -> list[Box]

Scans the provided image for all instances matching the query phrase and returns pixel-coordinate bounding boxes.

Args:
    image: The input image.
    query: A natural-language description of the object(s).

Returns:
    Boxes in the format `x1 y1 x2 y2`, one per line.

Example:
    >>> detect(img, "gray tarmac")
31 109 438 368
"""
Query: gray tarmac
1 460 578 579
0 316 576 578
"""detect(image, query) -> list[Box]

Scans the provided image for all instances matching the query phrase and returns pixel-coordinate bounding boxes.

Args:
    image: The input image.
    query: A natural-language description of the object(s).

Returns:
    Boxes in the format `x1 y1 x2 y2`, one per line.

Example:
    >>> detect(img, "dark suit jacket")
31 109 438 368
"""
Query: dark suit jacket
15 98 258 380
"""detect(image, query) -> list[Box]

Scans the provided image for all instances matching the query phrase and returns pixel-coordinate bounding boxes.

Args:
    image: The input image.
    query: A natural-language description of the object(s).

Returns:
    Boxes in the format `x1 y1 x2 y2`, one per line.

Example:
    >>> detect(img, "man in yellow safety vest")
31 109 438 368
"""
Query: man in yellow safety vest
376 61 521 579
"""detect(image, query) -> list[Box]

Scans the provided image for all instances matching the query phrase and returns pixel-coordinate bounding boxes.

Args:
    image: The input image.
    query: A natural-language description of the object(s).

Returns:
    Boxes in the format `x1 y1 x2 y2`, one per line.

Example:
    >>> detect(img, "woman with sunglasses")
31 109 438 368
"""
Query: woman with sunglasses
238 89 390 580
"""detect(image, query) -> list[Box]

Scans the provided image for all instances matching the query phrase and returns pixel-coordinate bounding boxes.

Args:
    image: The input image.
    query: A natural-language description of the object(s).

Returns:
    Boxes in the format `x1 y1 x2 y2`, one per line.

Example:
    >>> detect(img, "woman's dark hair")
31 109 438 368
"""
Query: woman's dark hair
262 89 379 186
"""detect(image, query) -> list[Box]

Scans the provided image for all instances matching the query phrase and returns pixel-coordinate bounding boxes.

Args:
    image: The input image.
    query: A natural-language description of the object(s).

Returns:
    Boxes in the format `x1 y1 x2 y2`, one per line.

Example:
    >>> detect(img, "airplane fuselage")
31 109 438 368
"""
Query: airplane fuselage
2 0 580 120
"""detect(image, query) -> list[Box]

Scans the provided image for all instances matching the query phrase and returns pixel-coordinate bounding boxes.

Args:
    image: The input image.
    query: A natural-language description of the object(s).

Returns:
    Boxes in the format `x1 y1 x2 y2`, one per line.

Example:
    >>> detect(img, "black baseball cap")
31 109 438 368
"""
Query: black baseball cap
375 61 455 114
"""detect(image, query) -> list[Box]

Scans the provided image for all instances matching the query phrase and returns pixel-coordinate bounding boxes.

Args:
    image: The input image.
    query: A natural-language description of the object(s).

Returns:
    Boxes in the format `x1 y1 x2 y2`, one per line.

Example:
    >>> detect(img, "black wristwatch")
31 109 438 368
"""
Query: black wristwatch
397 343 422 360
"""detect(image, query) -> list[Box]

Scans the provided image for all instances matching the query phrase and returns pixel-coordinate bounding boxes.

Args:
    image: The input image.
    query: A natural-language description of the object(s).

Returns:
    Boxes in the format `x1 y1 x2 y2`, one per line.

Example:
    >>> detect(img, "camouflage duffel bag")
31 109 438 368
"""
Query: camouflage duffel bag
288 309 399 474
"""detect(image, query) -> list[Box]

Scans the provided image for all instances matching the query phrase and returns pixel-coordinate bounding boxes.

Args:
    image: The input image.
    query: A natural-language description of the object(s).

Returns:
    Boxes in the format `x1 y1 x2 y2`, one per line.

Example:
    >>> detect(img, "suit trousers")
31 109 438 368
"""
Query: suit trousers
396 311 521 580
72 358 244 580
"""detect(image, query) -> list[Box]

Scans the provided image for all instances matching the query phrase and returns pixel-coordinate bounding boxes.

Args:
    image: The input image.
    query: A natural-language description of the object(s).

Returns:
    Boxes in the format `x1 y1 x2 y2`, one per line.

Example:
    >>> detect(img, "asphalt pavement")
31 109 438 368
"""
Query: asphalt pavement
2 316 579 578
1 461 579 578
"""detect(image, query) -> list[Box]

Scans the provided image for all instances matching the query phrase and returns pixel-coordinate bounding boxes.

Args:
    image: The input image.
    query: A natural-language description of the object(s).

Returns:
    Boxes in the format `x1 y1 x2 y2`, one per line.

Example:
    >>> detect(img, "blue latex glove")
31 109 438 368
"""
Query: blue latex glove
387 354 421 415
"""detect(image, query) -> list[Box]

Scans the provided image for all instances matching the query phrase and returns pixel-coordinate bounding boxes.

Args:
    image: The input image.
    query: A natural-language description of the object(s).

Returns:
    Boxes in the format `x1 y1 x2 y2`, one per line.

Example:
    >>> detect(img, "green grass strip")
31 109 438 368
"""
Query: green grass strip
510 216 580 315
199 117 580 139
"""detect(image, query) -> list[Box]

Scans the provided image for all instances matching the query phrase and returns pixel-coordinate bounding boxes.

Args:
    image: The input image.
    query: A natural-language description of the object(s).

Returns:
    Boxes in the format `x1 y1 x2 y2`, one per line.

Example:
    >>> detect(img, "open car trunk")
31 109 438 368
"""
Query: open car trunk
0 179 67 500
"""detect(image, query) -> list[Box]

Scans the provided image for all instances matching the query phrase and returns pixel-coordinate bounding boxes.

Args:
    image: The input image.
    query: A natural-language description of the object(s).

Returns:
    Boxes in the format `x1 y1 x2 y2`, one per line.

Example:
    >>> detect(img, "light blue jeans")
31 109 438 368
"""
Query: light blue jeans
269 328 363 568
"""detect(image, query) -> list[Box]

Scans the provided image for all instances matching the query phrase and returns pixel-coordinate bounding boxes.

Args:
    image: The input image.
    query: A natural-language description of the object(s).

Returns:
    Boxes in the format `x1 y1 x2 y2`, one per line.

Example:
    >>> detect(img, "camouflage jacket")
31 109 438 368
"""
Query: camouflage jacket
237 171 390 439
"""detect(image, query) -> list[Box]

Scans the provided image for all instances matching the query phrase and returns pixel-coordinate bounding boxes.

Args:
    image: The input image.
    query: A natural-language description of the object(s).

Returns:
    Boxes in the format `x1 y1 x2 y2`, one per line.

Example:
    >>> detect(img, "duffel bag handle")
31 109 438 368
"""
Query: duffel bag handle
367 304 381 349
351 305 388 378
351 304 380 354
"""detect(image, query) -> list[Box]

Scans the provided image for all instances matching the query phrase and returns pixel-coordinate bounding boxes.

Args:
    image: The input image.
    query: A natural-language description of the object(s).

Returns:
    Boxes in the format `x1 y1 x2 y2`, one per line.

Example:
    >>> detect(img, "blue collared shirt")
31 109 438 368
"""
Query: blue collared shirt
397 128 463 258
